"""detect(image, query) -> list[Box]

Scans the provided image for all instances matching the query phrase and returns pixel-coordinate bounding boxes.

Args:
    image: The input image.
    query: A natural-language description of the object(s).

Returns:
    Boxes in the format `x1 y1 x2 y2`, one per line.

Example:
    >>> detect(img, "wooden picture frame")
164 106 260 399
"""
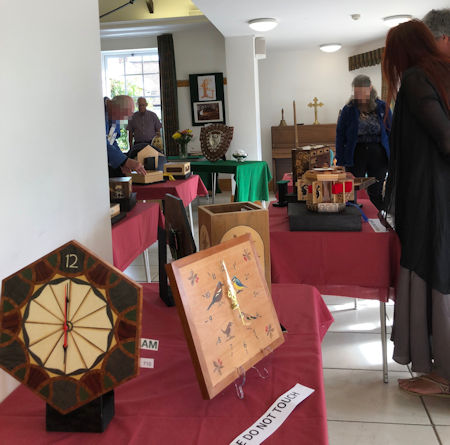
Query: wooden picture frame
166 234 284 399
189 73 225 126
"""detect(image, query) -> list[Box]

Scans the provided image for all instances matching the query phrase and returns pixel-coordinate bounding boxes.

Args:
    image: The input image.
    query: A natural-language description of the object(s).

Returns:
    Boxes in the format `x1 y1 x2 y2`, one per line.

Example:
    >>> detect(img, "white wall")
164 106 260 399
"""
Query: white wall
258 38 386 171
101 35 158 51
225 36 262 161
173 25 227 153
0 1 111 401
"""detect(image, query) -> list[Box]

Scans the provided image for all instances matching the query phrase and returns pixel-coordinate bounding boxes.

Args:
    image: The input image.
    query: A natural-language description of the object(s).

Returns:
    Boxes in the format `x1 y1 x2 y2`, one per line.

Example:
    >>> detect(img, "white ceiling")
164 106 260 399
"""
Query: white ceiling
192 0 450 50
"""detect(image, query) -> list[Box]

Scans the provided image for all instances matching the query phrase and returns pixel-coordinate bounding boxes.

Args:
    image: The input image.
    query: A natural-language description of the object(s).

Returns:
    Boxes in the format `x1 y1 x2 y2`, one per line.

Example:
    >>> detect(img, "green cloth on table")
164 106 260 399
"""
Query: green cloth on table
188 160 272 202
166 155 220 192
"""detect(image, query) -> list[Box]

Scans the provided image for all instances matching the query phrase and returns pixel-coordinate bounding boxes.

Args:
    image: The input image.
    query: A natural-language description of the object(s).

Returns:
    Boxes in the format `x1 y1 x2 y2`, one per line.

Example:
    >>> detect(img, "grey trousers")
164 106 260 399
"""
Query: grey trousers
392 267 450 380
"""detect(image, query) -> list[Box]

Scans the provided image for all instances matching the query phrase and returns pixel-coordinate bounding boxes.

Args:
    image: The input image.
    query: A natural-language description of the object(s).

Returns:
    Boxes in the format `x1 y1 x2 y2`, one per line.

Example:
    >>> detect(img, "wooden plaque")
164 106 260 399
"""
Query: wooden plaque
199 124 234 161
166 234 284 399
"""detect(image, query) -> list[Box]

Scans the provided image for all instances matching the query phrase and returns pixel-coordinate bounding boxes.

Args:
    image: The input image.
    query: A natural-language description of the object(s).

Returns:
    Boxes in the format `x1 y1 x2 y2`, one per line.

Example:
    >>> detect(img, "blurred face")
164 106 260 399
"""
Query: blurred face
108 96 134 120
353 86 372 104
137 98 148 113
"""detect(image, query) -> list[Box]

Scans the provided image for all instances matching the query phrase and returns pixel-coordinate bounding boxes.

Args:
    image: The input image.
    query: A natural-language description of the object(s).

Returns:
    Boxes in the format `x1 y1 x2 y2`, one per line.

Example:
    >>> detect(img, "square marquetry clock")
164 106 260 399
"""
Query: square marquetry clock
166 233 284 399
0 240 142 417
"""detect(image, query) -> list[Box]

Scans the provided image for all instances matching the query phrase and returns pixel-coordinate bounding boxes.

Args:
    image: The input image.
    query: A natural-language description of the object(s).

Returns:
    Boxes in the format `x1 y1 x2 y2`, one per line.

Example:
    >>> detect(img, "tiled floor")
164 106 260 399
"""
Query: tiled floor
124 190 450 445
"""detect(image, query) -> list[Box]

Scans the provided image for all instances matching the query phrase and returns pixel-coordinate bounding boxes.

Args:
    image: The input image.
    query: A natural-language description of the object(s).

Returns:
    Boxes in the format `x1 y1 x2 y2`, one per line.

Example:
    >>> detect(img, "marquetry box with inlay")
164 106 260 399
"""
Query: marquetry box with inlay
292 145 332 185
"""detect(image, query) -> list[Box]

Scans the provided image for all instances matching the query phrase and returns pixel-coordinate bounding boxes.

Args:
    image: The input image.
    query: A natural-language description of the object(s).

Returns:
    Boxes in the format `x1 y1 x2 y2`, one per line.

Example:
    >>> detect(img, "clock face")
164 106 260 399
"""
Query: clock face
23 277 114 377
0 241 142 414
167 234 284 399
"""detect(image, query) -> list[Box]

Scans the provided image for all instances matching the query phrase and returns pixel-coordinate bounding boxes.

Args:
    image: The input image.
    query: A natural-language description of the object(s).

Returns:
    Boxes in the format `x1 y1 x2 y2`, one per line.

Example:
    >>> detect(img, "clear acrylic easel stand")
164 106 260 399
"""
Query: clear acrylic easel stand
234 346 273 399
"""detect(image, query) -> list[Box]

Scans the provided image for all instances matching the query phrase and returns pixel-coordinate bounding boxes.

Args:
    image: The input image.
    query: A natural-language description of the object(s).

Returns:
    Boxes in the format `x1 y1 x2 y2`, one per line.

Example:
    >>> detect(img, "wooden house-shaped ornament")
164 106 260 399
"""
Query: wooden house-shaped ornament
131 145 164 184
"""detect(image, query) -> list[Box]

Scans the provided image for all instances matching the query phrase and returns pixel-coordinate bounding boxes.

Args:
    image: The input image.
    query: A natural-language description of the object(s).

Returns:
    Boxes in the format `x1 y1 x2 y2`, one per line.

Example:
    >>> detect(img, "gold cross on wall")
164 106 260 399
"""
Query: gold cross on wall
307 97 324 125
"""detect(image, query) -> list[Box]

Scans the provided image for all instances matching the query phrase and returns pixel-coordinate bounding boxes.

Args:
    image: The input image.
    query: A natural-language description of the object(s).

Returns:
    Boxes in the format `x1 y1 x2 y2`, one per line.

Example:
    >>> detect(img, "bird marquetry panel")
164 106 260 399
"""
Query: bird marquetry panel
0 240 142 414
166 234 284 400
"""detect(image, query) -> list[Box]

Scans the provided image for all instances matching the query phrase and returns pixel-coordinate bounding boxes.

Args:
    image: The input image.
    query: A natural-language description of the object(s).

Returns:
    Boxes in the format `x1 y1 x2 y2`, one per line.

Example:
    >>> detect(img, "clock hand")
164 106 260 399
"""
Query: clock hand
222 261 249 326
63 283 69 365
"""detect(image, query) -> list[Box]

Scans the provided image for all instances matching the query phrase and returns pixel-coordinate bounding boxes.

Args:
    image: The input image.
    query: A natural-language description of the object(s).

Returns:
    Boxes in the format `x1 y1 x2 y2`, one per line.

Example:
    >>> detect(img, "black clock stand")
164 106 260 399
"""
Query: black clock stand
46 390 115 433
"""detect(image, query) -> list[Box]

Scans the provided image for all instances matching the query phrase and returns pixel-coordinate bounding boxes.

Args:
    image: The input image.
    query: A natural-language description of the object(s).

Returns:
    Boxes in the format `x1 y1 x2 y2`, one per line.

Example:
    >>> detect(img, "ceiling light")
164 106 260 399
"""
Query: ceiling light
382 15 412 27
319 44 342 53
248 18 278 32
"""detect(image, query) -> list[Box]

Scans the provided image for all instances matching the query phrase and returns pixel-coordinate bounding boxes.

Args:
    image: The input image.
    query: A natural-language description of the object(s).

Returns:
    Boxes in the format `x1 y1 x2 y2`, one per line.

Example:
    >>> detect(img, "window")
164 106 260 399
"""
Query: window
102 49 161 118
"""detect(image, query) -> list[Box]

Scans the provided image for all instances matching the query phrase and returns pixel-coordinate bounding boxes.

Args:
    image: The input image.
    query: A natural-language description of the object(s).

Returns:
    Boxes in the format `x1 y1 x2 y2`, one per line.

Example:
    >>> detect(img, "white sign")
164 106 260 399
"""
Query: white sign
140 358 154 369
141 338 159 351
229 383 314 445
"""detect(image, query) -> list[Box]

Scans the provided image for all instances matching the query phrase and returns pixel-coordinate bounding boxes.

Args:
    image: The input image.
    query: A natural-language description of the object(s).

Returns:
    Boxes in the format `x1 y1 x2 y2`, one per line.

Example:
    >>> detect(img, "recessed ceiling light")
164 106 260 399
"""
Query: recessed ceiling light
382 15 412 27
248 18 279 32
319 44 342 53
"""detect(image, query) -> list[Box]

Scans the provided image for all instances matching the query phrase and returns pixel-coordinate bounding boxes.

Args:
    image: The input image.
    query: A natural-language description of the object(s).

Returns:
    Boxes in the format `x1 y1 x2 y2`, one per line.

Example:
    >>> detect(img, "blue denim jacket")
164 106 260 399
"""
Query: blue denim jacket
336 98 392 167
105 111 127 169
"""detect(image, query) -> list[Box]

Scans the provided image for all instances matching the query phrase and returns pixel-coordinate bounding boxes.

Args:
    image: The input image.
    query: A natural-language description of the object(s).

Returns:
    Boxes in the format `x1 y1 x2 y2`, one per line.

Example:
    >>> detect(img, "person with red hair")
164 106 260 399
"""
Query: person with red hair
383 20 450 396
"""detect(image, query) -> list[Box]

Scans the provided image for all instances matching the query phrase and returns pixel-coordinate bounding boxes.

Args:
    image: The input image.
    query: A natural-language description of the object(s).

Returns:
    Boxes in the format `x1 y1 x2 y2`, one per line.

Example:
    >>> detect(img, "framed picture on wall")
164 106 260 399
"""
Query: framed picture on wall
193 101 224 124
189 73 225 126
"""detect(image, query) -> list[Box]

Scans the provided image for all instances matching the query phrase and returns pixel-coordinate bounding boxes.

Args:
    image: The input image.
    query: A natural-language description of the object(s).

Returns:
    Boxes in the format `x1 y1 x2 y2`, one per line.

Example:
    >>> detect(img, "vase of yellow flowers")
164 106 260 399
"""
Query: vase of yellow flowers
172 129 193 158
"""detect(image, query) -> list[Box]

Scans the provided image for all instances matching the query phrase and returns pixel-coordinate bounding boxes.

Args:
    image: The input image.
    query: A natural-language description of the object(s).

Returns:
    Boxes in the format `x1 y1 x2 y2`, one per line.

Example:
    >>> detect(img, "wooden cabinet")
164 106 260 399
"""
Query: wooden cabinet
271 124 337 190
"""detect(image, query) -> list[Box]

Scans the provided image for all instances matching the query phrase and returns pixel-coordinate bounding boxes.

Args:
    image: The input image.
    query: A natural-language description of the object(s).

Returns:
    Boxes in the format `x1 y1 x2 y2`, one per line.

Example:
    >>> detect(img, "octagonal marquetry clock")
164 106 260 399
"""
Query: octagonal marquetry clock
0 240 142 415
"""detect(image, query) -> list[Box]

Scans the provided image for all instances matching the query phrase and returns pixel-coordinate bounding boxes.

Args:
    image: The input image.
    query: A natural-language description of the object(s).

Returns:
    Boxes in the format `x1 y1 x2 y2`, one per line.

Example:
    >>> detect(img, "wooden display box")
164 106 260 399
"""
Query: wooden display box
292 145 332 185
164 162 191 178
198 202 271 288
131 170 164 184
111 192 137 212
109 177 132 200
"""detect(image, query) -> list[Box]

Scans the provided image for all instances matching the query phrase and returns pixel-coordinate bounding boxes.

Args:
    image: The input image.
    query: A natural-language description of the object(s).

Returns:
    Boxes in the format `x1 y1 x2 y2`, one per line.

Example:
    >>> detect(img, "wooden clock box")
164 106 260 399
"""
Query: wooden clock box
198 202 271 288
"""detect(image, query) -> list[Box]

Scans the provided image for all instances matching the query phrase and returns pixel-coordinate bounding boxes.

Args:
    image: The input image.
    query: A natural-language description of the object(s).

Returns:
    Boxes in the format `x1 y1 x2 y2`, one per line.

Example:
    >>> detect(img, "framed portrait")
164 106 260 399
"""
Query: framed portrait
189 73 225 126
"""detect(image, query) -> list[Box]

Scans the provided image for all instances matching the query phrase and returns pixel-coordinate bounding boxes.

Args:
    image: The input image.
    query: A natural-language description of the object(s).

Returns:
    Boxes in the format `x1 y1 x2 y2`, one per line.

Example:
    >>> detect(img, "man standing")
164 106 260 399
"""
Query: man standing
105 95 146 176
423 9 450 56
127 97 162 148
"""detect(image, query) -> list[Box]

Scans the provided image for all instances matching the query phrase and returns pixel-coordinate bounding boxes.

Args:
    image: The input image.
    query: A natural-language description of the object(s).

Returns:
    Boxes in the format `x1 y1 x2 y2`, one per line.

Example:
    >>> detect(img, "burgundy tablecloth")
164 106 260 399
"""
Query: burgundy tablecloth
270 200 400 302
0 283 332 445
111 202 164 271
133 175 208 207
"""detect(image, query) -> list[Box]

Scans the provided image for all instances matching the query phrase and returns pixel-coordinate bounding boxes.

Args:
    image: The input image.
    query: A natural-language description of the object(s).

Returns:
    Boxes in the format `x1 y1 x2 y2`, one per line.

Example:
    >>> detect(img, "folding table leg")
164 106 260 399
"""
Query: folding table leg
380 301 388 383
143 249 151 283
188 203 195 237
353 298 358 310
